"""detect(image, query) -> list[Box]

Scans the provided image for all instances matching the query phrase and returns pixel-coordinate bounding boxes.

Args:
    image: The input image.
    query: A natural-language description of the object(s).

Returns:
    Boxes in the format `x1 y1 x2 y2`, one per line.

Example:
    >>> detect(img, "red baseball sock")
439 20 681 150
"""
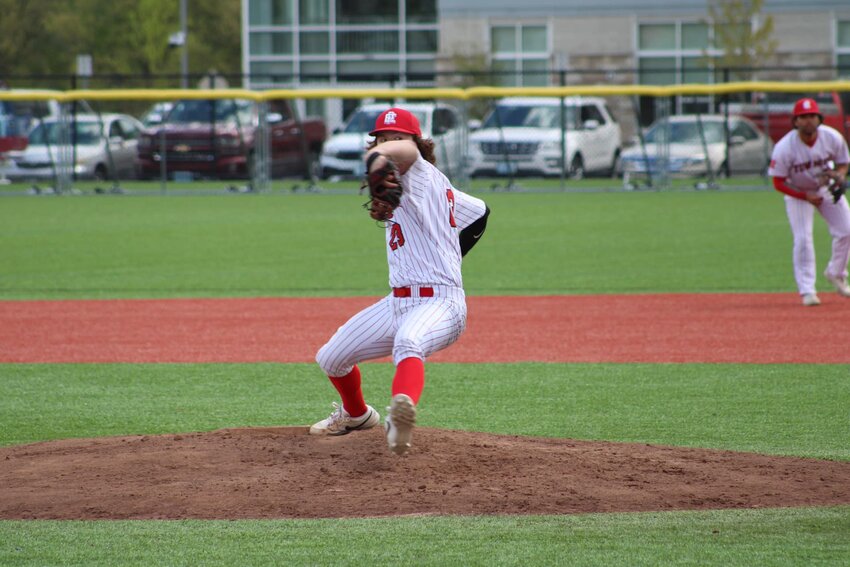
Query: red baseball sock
329 366 368 417
391 357 425 404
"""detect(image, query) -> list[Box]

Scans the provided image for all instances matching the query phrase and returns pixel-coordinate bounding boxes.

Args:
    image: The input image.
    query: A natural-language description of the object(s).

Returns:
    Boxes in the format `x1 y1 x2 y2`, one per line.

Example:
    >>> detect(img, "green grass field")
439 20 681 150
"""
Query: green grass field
0 186 833 299
1 187 848 566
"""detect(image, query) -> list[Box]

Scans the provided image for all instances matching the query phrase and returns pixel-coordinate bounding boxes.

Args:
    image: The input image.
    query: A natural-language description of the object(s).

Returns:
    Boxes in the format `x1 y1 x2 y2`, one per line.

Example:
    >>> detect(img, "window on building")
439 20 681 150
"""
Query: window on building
246 0 438 88
300 32 329 55
337 59 399 81
250 61 294 83
300 60 331 82
299 0 328 24
838 20 850 78
407 58 435 83
336 0 398 24
250 32 293 55
249 0 293 26
337 31 399 54
639 24 675 50
637 22 716 84
490 24 549 87
406 0 437 24
637 21 721 120
406 30 437 53
681 23 709 50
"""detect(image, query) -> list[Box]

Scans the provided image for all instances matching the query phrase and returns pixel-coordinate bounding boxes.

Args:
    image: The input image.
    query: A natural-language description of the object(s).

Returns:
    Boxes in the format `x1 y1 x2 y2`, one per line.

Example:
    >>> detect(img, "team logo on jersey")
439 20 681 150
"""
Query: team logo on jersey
383 111 398 126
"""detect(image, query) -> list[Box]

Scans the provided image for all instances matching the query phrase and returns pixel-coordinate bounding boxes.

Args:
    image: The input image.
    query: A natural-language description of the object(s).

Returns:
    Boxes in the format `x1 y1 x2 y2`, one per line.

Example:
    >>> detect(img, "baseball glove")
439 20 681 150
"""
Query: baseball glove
818 166 847 203
819 169 847 204
363 152 402 221
829 182 846 204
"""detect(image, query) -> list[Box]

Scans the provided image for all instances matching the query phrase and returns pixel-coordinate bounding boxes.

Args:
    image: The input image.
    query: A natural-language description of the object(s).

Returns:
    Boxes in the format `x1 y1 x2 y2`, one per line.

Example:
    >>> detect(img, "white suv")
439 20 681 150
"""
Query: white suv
467 97 622 178
319 102 465 181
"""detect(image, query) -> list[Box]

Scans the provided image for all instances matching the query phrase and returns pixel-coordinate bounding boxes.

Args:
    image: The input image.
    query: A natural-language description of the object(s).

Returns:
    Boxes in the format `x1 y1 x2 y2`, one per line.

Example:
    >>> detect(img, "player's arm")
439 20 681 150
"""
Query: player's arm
773 176 822 205
768 150 806 200
772 176 806 200
459 205 490 257
365 140 419 175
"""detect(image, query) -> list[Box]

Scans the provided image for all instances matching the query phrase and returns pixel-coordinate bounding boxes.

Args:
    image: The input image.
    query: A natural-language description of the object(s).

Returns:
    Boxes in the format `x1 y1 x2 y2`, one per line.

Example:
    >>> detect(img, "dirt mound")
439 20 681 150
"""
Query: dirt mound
2 427 848 520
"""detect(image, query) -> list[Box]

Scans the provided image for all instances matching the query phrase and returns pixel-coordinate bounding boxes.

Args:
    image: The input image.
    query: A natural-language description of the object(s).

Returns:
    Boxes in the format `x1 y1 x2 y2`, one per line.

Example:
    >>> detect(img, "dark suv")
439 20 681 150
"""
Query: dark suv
136 98 327 180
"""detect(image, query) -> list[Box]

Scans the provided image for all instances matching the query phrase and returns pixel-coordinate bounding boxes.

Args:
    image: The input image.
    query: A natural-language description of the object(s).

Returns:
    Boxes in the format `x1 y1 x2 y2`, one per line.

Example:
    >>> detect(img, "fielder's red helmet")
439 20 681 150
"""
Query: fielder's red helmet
792 98 823 123
369 107 422 137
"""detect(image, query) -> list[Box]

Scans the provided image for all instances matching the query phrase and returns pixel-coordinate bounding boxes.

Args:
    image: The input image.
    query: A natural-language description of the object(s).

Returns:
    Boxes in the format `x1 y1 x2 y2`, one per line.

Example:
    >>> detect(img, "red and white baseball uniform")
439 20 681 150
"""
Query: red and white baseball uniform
452 189 487 231
316 153 467 376
769 124 850 295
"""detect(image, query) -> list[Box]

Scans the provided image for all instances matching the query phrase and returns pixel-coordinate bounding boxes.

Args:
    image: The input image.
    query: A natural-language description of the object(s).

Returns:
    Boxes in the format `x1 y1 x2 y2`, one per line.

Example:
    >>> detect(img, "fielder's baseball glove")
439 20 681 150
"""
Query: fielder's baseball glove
829 182 846 204
363 152 402 221
819 169 847 204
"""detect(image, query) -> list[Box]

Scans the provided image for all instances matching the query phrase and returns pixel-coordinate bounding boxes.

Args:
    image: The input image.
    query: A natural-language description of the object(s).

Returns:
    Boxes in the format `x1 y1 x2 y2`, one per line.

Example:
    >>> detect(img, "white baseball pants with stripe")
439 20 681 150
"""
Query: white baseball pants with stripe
784 189 850 295
316 285 467 377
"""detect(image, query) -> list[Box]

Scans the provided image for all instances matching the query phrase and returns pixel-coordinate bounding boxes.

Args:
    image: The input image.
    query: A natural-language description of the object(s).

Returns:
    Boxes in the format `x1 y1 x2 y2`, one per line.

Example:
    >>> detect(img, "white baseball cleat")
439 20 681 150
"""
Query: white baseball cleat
824 272 850 297
309 403 380 436
385 393 416 456
801 293 821 306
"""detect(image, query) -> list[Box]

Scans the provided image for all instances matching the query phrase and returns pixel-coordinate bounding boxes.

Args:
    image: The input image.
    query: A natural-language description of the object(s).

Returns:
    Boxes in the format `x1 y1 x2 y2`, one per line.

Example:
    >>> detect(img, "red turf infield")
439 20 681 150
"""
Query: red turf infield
2 292 849 364
3 292 850 520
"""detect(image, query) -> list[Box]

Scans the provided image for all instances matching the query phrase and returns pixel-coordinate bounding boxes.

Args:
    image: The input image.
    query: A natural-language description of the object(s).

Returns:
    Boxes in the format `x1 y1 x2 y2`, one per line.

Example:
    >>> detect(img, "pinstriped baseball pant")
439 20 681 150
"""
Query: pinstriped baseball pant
316 286 467 378
784 189 850 295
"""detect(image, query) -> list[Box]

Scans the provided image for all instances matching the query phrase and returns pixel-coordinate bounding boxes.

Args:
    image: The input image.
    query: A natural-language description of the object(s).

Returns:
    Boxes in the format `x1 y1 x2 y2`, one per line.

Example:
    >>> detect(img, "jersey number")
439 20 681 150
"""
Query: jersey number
446 189 457 227
389 223 405 250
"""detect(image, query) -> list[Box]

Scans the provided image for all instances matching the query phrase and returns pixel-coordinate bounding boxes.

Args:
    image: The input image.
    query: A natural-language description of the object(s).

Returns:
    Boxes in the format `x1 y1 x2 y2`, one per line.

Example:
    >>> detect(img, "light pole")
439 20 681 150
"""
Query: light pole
168 0 189 87
179 0 188 88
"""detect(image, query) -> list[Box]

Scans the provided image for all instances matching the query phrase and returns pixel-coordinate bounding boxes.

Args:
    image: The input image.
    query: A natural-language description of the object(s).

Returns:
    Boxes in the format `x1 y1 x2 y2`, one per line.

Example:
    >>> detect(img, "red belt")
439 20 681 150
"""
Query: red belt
392 286 434 298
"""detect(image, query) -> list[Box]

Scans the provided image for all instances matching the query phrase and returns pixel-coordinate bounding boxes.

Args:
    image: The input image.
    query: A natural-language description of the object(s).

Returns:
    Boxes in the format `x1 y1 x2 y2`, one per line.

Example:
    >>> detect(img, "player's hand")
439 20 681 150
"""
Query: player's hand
805 192 824 206
368 154 400 189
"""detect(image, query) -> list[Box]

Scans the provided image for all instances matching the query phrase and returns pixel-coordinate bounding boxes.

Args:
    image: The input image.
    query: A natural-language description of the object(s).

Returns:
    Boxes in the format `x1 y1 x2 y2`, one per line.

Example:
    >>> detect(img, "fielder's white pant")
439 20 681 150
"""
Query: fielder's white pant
316 285 467 378
784 188 850 295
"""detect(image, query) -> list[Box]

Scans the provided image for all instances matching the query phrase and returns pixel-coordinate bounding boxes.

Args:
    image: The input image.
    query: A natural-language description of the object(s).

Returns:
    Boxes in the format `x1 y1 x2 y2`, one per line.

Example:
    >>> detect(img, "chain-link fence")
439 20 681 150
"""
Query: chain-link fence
1 79 849 195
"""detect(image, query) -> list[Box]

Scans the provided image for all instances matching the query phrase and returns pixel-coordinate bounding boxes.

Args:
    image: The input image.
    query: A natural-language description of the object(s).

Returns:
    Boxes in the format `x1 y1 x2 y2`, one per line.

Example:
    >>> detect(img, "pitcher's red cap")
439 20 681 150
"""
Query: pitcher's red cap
793 98 821 117
370 107 421 137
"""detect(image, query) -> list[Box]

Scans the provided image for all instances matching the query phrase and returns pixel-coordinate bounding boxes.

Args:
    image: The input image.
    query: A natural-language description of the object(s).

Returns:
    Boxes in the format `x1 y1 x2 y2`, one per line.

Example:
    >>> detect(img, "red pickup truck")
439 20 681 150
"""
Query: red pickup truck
731 91 850 144
136 98 326 180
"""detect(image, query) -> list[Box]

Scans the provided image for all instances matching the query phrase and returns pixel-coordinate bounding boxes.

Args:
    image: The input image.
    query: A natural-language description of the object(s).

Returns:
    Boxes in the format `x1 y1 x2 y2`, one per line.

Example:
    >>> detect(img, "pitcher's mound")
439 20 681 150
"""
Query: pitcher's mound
2 427 849 519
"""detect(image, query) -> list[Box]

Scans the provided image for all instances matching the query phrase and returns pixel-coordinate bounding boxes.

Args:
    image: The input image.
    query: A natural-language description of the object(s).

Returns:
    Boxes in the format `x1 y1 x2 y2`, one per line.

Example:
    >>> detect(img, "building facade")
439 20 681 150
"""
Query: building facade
242 0 850 127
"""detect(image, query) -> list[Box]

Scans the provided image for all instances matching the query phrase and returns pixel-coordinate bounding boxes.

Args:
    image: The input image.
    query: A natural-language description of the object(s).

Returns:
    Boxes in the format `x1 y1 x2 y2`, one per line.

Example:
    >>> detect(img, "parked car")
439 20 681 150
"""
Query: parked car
319 102 465 180
729 91 850 144
5 113 144 181
466 97 622 178
139 102 175 127
135 98 327 180
618 114 773 182
0 91 62 155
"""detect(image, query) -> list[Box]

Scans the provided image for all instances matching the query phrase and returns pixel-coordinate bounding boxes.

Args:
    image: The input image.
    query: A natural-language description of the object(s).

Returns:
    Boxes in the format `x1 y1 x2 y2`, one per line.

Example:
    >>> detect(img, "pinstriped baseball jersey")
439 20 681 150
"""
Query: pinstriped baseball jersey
387 155 463 288
452 189 487 231
314 150 477 378
769 125 850 191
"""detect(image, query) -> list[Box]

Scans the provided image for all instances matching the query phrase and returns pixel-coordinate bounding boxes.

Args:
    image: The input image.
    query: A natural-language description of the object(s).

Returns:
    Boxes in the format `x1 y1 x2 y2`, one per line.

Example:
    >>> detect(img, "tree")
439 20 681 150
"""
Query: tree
0 0 241 89
705 0 778 81
0 0 70 84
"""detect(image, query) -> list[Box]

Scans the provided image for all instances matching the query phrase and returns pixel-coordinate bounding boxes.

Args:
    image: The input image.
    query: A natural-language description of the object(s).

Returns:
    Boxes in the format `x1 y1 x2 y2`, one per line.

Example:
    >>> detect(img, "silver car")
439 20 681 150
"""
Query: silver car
619 114 774 183
6 113 144 181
